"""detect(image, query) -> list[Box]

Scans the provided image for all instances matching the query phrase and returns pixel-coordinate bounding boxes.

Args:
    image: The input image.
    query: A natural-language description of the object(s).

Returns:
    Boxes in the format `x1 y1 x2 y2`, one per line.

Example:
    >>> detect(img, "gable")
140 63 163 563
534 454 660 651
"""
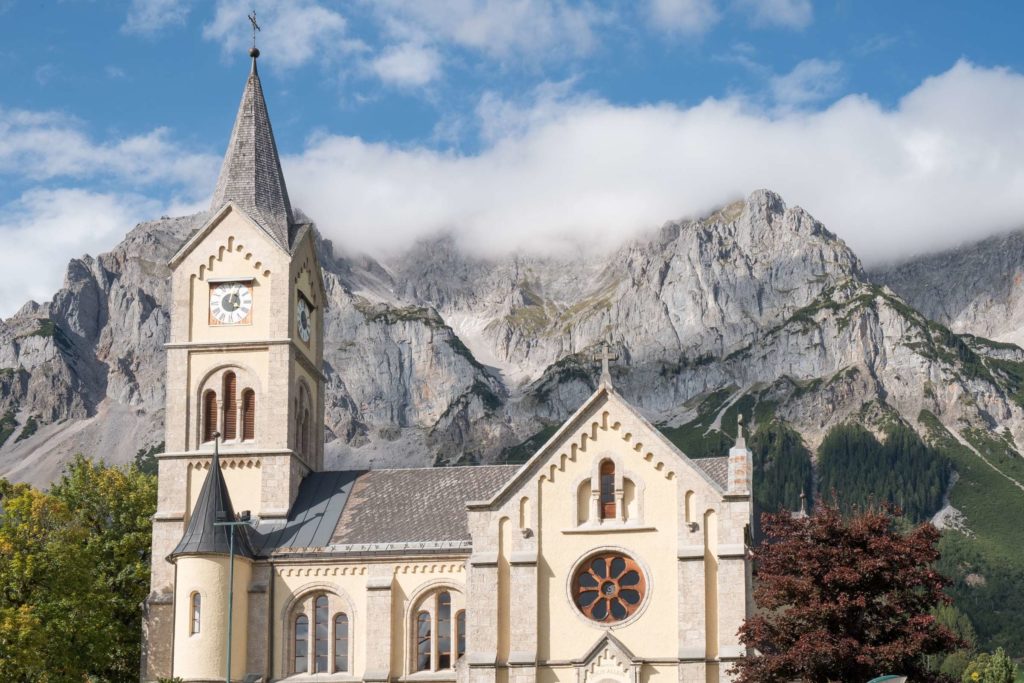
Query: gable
169 202 291 270
476 386 727 512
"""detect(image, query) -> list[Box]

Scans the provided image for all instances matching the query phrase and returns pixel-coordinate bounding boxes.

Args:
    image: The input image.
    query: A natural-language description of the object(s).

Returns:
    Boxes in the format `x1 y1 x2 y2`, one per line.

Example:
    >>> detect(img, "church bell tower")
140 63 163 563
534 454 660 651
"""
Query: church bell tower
142 46 326 681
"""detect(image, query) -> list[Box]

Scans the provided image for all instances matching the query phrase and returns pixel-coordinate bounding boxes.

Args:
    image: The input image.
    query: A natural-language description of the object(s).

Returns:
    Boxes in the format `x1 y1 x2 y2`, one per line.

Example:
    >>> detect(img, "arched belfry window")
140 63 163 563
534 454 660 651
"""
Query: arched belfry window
222 372 238 440
600 460 616 520
202 390 218 443
241 389 255 441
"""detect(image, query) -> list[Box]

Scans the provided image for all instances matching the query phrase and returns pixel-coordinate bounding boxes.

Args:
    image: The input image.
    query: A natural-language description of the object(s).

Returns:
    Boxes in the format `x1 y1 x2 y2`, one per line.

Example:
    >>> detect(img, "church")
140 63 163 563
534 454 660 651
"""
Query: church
141 48 754 683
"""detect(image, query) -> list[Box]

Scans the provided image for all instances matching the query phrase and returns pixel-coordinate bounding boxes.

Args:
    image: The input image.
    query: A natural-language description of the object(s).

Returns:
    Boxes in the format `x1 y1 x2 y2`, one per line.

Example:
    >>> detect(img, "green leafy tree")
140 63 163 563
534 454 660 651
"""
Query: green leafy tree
0 457 156 682
735 501 962 683
962 648 1019 683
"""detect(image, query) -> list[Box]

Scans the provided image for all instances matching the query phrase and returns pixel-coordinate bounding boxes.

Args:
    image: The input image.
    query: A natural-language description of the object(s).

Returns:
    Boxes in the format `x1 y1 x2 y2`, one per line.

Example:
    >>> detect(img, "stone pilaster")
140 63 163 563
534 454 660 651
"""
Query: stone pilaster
364 567 394 682
246 563 272 679
467 550 499 683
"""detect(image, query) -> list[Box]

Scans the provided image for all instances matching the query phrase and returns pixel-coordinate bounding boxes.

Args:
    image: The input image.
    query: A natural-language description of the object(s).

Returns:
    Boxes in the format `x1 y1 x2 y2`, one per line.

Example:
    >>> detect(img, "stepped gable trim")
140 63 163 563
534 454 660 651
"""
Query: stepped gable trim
471 387 726 511
168 201 290 269
170 446 254 560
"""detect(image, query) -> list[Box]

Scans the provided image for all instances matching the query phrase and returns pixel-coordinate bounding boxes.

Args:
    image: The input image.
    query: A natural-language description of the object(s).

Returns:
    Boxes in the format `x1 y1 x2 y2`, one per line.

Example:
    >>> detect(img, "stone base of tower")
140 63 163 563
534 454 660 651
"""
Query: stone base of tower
141 590 174 682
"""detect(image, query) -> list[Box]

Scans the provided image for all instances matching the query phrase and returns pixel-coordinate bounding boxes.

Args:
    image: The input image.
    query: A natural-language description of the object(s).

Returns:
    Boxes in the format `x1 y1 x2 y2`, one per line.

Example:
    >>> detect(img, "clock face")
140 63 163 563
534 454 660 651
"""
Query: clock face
297 297 312 343
209 282 253 325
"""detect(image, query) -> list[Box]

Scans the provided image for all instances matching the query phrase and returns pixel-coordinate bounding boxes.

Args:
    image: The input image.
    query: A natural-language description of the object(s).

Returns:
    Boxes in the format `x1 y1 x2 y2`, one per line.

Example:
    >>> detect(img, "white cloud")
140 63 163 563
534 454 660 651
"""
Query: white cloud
0 190 164 316
122 0 191 36
370 0 605 61
371 43 443 87
648 0 720 36
282 60 1024 268
0 107 218 189
203 0 349 69
735 0 812 29
770 58 843 108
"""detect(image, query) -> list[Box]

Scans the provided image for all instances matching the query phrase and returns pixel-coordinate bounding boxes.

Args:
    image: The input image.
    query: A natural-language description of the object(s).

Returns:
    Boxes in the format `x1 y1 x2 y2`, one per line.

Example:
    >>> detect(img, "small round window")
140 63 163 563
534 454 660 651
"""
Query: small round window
572 552 646 623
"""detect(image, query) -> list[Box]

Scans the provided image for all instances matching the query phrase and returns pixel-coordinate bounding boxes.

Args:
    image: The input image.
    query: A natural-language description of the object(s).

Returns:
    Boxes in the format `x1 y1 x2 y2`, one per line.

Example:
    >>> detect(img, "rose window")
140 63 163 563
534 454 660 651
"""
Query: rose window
572 552 646 623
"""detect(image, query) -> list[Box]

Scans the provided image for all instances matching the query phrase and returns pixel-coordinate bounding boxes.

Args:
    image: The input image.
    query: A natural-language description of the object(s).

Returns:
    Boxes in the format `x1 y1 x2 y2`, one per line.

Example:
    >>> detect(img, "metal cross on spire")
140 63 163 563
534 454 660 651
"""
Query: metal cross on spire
248 10 261 49
596 342 619 387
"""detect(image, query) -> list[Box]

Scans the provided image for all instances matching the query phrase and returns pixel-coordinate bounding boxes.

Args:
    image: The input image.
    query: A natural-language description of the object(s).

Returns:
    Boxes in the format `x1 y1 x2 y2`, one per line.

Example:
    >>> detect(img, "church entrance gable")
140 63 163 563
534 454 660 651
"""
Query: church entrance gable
575 634 640 683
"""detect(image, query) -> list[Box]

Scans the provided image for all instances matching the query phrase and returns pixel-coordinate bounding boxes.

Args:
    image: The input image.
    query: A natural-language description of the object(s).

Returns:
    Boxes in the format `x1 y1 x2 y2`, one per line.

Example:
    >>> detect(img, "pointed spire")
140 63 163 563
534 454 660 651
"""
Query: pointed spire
209 48 295 251
170 437 254 559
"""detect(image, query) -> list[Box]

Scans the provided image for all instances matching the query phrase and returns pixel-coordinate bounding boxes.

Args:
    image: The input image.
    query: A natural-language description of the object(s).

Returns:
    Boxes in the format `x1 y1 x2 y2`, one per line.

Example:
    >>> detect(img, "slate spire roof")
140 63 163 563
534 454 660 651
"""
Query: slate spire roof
209 52 295 251
170 444 254 559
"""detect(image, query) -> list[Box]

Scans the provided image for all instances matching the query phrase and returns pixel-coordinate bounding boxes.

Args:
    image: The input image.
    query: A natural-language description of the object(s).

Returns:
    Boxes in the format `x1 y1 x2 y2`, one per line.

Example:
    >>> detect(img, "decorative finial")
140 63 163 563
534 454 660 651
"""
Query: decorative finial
734 413 746 449
248 10 261 59
596 342 619 388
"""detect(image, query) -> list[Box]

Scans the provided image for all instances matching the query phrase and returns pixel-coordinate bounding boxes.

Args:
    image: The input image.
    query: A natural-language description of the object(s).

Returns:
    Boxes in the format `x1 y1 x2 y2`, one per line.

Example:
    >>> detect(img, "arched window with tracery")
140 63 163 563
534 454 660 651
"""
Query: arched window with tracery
416 611 431 672
412 588 465 673
600 460 616 520
294 614 309 673
202 390 218 442
222 372 237 440
190 592 201 635
334 613 349 672
241 389 255 441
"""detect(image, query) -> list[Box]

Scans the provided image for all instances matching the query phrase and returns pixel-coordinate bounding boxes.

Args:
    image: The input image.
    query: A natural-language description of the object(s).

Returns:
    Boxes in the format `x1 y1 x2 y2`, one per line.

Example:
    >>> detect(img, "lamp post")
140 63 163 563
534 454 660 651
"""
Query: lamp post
211 434 257 683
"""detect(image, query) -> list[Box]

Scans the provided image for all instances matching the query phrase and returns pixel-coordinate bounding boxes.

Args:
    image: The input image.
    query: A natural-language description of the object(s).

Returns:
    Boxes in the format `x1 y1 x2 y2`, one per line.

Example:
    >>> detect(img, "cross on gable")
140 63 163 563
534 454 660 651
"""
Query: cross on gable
595 342 619 387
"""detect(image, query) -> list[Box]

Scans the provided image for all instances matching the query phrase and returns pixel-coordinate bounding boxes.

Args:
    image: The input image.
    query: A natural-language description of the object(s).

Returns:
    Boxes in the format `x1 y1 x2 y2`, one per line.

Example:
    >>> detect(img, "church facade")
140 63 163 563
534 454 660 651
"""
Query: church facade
142 50 754 683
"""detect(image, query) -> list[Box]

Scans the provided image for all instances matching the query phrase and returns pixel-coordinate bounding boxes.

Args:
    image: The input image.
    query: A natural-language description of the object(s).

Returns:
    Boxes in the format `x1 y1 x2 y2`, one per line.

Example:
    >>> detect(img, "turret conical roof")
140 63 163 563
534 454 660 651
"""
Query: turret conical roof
170 445 254 559
209 53 295 251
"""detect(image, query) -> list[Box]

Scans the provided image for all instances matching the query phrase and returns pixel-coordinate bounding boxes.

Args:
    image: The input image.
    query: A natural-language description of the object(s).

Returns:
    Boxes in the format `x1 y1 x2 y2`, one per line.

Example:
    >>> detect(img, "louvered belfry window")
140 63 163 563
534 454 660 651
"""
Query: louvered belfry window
203 390 218 442
222 372 238 440
241 389 255 441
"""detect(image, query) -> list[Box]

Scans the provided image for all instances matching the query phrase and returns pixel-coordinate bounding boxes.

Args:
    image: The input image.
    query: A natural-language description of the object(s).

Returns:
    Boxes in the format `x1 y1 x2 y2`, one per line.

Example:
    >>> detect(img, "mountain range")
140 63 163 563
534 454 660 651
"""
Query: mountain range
3 189 1024 650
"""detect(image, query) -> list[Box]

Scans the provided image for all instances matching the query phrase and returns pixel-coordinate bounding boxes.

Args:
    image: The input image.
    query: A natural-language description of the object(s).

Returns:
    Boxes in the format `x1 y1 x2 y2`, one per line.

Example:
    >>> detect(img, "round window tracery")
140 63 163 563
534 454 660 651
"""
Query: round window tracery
572 552 646 623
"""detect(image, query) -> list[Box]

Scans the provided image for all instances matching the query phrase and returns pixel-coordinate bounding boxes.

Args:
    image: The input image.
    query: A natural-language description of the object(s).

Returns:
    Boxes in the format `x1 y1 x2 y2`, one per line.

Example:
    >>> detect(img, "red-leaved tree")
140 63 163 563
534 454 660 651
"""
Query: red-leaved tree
735 501 961 683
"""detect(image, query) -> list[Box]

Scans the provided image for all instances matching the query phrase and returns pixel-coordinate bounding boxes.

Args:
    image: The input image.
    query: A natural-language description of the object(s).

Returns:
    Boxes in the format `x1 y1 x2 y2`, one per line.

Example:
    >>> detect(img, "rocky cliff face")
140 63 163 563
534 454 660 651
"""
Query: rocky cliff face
870 228 1024 347
3 190 1024 494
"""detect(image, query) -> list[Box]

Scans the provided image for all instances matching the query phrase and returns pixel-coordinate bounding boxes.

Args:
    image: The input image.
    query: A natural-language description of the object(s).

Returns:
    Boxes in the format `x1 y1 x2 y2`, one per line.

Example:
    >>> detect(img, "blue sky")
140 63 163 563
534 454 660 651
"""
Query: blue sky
3 0 1024 315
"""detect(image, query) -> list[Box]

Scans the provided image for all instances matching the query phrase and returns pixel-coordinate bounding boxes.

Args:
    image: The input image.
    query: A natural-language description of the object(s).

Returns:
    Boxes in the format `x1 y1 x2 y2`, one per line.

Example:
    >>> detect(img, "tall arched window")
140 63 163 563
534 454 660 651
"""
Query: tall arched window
334 613 349 672
241 389 255 441
456 611 466 659
416 611 431 672
437 592 452 669
190 592 201 635
600 460 616 520
294 615 309 673
314 595 329 673
202 390 218 442
222 372 238 440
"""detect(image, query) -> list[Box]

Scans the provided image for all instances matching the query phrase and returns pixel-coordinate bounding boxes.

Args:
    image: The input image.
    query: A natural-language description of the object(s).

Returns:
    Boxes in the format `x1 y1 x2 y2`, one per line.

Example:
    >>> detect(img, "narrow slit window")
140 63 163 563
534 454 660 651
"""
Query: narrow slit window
334 613 349 672
294 614 309 673
416 611 431 672
600 460 616 520
456 610 466 659
222 372 237 440
203 390 218 442
314 596 329 673
437 592 452 669
241 389 255 441
190 592 201 635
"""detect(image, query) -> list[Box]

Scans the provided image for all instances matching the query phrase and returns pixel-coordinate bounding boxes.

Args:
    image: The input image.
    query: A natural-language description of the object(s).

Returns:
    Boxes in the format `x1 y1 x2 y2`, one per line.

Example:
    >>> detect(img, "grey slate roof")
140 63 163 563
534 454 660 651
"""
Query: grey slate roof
331 466 519 545
171 449 255 559
693 456 729 488
209 56 295 251
249 470 359 555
